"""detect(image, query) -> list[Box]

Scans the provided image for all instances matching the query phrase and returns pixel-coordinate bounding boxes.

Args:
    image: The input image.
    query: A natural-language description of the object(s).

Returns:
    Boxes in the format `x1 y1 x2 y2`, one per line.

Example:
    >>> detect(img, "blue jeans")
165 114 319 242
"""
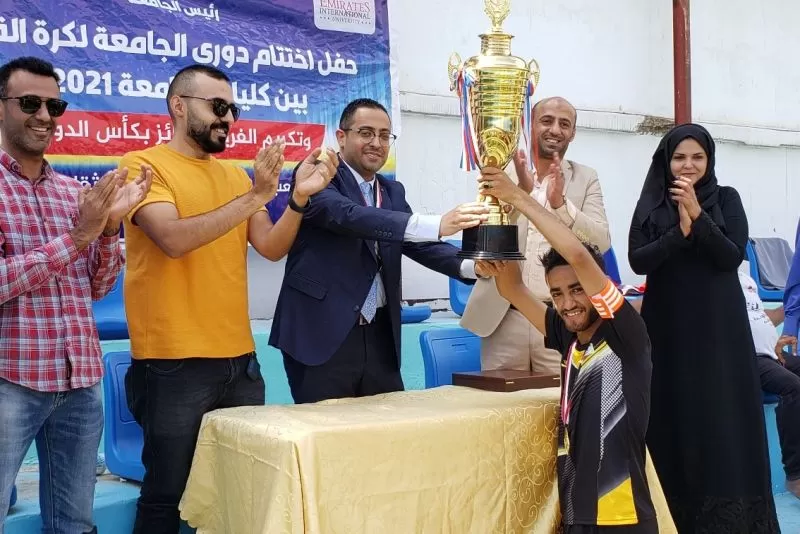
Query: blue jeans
0 378 102 534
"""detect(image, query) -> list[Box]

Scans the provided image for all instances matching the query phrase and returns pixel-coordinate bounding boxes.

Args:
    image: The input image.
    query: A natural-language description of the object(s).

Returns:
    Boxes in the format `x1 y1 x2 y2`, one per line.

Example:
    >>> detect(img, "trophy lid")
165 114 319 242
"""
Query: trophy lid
478 0 516 57
484 0 511 33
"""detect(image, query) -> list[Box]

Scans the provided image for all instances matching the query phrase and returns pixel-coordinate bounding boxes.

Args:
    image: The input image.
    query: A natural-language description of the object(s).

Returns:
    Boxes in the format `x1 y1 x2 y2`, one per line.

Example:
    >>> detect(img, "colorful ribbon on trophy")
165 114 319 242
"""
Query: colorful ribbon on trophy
520 77 536 171
457 68 480 172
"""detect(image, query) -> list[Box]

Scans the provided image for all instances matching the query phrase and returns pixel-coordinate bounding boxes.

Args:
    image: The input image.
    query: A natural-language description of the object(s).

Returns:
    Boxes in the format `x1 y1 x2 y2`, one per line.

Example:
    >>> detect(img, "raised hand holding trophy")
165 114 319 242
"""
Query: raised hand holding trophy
448 0 540 260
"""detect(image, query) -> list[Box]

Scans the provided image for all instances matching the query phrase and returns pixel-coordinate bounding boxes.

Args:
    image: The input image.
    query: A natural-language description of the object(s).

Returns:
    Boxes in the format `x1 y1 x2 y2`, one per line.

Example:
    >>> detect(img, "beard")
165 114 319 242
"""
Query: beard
562 306 601 334
5 117 55 157
360 149 386 173
537 138 564 159
187 115 229 154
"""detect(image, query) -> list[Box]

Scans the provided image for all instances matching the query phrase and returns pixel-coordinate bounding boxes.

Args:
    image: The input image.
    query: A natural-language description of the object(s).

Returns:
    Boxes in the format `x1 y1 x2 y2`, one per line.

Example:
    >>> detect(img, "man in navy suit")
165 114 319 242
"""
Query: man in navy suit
270 98 493 403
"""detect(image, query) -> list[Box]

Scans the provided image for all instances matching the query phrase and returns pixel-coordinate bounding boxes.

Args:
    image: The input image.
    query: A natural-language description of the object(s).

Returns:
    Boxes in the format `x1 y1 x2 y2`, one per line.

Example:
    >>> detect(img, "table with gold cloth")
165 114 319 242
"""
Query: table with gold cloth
179 386 676 533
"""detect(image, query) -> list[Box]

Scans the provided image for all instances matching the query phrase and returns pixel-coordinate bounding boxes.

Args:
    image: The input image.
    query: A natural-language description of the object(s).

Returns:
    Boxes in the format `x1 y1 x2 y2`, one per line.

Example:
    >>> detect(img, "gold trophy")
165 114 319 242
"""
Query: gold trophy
448 0 540 260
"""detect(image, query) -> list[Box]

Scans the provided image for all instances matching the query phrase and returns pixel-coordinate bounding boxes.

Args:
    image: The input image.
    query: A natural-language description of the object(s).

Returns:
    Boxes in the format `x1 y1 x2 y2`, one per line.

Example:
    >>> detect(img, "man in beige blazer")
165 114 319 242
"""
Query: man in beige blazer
460 97 611 374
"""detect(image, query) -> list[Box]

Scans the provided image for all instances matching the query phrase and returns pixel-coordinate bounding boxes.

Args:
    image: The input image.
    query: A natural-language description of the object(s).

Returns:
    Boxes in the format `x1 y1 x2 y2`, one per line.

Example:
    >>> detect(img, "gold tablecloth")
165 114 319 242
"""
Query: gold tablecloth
179 386 676 534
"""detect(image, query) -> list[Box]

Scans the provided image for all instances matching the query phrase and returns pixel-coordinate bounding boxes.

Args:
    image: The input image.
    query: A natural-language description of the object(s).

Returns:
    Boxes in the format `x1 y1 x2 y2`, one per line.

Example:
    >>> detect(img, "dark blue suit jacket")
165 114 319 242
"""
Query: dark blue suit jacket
269 161 473 366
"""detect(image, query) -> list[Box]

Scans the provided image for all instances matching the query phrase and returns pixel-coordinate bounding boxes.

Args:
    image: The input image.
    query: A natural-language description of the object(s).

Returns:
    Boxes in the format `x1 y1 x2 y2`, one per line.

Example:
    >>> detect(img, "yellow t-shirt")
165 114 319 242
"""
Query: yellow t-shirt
120 144 255 359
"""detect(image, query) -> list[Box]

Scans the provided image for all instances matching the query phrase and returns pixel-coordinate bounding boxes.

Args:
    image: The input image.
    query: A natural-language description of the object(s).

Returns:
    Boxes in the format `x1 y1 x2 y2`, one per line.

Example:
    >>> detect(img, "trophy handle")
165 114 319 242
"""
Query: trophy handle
528 58 541 89
447 53 462 92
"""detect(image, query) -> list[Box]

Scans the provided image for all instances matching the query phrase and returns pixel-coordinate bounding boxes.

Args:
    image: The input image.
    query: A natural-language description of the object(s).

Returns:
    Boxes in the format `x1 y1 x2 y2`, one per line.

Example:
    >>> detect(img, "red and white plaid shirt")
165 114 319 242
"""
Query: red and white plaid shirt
0 150 123 392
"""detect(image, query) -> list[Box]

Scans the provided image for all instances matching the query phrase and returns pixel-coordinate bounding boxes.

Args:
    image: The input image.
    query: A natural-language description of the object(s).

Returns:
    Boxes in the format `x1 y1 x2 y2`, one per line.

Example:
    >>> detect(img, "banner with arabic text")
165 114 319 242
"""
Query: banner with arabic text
0 0 395 222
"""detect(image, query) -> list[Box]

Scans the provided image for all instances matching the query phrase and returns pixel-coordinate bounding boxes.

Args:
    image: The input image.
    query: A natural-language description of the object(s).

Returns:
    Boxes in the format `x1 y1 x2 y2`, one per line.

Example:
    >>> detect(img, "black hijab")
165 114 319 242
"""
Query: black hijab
632 123 725 235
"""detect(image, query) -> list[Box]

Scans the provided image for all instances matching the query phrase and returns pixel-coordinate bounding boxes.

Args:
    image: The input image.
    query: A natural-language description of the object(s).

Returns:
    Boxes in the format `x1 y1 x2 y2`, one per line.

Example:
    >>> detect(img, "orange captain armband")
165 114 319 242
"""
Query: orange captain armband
589 279 625 319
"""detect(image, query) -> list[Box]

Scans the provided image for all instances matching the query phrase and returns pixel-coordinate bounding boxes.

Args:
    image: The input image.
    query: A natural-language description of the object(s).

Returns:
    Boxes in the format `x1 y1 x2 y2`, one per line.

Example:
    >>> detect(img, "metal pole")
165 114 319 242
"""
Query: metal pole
673 0 692 124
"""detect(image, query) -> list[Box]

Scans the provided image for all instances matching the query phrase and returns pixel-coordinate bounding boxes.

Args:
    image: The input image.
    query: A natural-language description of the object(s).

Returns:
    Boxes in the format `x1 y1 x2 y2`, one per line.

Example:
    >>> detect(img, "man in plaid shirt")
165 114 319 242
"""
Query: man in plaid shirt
0 57 151 533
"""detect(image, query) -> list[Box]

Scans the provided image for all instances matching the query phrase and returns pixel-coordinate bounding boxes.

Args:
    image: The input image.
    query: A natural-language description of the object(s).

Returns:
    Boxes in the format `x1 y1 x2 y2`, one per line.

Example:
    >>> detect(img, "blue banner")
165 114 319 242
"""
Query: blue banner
0 0 394 222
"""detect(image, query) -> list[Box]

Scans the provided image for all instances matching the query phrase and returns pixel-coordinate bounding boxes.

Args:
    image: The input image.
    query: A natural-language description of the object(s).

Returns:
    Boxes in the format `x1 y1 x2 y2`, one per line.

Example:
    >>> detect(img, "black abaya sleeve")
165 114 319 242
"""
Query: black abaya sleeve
690 186 748 271
627 214 691 275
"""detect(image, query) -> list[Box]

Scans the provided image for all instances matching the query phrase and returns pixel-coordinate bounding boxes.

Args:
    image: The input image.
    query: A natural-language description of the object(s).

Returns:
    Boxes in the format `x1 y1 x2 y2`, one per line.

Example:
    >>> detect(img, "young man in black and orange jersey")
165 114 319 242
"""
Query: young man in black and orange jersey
476 164 655 534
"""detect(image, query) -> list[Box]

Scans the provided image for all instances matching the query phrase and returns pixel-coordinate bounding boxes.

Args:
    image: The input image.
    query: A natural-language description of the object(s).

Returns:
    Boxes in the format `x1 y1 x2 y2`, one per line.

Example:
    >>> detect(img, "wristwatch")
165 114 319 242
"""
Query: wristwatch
287 183 310 213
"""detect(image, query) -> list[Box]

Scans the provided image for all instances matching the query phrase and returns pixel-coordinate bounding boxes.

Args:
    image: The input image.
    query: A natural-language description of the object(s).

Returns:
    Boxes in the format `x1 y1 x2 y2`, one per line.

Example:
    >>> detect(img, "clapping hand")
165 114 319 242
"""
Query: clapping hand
252 142 285 202
670 176 702 219
545 153 565 209
512 149 535 194
293 147 339 202
107 165 153 232
71 169 127 249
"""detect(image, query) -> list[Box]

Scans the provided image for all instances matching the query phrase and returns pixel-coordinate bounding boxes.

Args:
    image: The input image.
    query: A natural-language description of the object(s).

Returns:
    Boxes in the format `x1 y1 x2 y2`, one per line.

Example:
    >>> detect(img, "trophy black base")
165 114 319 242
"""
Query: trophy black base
456 224 525 261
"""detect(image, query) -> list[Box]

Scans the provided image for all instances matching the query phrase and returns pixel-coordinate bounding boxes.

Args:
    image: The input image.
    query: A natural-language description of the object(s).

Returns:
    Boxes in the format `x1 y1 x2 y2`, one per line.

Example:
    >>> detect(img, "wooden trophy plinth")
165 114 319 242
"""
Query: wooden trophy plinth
452 370 560 392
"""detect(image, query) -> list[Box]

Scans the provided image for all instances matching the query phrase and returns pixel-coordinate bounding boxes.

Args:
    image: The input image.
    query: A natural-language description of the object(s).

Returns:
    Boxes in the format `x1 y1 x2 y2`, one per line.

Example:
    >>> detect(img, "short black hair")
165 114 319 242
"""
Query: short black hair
338 98 389 130
166 64 230 119
540 242 605 276
0 56 60 98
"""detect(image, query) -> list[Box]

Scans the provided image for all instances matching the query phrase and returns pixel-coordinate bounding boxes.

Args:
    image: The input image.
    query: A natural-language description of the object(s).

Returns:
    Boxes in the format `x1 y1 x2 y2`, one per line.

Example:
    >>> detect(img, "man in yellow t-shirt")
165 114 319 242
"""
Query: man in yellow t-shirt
119 64 337 534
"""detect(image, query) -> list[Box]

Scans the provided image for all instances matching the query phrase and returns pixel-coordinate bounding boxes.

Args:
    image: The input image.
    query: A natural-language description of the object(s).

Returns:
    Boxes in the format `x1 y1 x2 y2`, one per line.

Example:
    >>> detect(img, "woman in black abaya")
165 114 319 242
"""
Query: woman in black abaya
628 123 779 533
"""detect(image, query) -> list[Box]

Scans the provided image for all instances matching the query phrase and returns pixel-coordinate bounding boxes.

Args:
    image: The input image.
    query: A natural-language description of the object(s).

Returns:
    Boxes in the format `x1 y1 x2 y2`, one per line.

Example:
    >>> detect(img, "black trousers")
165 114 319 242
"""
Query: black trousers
125 353 265 534
563 518 657 533
283 307 404 403
757 353 800 480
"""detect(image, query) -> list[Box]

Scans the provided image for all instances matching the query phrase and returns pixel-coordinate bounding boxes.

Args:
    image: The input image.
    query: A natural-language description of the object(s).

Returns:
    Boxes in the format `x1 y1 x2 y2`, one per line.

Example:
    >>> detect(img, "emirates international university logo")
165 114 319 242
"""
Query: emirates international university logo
313 0 376 35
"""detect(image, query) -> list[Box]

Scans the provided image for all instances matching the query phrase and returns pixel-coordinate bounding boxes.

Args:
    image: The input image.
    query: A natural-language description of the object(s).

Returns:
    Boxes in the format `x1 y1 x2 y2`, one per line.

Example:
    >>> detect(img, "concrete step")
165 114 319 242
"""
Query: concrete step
5 472 140 534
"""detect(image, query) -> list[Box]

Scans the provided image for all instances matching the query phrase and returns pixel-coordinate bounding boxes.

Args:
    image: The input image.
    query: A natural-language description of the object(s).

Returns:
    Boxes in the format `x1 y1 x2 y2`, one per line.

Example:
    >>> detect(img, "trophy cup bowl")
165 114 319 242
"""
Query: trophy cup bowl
448 0 540 261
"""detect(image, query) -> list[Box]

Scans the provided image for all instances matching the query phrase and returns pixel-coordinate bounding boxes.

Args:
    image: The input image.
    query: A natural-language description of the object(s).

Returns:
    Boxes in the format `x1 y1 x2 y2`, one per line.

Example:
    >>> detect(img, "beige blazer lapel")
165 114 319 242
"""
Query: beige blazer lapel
561 159 574 201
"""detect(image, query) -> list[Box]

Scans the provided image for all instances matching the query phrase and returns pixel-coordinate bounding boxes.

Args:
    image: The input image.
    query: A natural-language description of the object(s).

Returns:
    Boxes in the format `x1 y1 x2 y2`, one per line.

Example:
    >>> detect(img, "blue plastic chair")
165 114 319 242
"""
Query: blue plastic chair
92 271 129 341
448 278 473 317
444 240 474 317
419 327 481 388
401 305 432 324
745 241 786 404
745 239 787 302
9 483 16 510
102 351 144 482
603 247 622 286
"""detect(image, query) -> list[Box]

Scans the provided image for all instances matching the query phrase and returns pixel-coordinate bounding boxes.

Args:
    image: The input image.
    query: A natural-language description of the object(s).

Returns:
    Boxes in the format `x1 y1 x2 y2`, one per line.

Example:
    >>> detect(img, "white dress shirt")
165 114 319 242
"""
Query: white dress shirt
739 271 779 360
343 160 477 308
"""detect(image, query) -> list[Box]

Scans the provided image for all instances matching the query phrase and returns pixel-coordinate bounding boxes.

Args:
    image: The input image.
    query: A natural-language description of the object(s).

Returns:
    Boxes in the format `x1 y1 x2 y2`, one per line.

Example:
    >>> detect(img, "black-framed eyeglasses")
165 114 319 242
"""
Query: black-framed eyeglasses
0 95 68 117
343 128 397 146
179 95 240 121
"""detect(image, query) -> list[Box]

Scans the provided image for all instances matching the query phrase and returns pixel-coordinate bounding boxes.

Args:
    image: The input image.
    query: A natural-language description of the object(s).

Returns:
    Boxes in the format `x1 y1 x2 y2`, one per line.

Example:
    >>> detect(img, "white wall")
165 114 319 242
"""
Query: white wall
390 0 800 300
691 1 800 133
248 0 800 319
393 0 674 118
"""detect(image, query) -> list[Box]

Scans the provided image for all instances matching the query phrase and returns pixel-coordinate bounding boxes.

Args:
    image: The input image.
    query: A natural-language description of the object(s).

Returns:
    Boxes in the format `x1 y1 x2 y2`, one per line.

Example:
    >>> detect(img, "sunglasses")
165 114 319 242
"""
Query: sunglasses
179 95 240 121
0 95 68 117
